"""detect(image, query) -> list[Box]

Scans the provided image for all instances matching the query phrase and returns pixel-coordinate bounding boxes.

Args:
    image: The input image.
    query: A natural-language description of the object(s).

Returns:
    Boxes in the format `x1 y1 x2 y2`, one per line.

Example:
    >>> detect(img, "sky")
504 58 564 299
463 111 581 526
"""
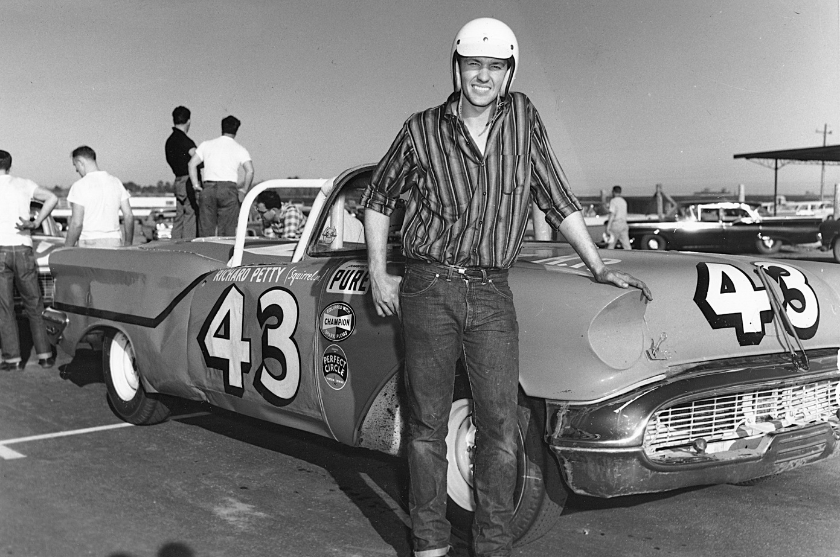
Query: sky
3 0 839 199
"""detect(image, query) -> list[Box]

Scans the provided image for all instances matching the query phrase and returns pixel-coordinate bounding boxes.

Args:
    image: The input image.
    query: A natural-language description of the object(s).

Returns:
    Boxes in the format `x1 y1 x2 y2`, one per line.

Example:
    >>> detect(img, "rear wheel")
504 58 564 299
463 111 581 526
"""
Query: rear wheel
640 234 666 250
445 387 565 547
756 235 782 254
103 331 171 425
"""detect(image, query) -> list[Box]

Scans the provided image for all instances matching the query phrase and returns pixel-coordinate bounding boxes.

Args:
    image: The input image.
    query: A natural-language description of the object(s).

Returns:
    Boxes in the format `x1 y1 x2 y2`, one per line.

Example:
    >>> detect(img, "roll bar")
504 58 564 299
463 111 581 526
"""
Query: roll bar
226 177 334 268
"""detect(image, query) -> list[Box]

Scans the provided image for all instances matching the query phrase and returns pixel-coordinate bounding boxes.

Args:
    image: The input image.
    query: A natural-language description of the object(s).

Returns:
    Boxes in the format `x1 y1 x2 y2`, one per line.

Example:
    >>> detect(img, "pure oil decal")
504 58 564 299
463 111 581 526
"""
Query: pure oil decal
320 302 356 342
322 345 349 390
326 261 370 295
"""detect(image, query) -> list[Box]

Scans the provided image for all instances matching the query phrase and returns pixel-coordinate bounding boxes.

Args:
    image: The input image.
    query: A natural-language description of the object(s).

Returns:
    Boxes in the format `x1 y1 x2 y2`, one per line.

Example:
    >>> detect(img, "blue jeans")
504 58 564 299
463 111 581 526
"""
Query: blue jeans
198 181 240 237
0 245 51 363
400 261 519 556
172 175 199 239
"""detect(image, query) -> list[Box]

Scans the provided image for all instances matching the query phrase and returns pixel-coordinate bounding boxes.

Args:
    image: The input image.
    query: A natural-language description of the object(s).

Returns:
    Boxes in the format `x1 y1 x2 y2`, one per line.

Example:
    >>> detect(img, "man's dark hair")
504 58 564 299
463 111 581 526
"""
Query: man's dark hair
72 145 97 161
221 115 241 135
612 185 622 195
256 190 282 210
0 150 11 171
172 106 191 125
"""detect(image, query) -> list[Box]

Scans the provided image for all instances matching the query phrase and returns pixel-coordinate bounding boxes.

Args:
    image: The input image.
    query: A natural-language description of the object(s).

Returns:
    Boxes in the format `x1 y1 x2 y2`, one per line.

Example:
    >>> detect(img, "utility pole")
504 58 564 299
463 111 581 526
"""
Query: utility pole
816 124 832 200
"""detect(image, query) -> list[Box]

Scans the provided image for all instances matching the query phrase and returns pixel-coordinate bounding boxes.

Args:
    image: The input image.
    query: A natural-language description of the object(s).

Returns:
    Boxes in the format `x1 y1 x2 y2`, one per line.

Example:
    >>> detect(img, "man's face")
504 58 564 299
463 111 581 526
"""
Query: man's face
72 158 84 178
459 56 509 109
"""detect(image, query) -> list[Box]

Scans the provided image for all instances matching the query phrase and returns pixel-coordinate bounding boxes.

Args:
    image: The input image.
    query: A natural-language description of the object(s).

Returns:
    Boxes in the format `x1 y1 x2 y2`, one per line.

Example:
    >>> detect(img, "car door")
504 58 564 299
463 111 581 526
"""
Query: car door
307 172 404 446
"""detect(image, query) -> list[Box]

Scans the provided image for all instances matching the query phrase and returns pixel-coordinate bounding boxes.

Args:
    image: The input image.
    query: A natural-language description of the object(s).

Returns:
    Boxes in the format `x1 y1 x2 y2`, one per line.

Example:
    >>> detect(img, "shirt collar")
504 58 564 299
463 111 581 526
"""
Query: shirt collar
442 91 510 122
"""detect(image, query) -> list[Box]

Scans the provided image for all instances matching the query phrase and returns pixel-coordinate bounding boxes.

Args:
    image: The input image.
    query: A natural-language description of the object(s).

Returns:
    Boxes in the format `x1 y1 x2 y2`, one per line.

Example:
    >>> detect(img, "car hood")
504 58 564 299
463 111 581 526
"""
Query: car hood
512 243 840 402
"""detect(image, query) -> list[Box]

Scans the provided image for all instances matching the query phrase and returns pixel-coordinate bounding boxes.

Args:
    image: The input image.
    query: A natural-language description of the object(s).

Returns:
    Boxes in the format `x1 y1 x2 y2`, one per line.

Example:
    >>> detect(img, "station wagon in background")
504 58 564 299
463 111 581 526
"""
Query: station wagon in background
43 165 840 546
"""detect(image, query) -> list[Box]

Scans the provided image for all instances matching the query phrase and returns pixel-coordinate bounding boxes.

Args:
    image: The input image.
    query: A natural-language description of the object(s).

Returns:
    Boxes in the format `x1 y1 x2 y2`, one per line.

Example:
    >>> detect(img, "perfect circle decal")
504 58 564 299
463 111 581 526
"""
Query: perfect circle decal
322 345 349 390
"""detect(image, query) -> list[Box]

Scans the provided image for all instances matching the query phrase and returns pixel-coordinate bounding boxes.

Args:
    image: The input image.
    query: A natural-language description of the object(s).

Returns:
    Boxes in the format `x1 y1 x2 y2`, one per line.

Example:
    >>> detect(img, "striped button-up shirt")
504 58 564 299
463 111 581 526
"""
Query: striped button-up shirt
362 91 581 269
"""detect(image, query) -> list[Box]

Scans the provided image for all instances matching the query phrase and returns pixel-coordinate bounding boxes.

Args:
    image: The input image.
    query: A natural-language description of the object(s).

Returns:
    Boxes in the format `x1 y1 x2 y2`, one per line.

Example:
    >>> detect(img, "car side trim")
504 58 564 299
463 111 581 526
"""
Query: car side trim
52 272 211 328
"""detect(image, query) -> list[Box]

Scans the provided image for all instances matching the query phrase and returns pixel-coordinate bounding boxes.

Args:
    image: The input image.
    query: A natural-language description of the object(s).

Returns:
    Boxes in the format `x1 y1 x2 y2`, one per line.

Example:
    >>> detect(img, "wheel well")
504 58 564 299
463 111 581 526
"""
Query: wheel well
93 326 154 394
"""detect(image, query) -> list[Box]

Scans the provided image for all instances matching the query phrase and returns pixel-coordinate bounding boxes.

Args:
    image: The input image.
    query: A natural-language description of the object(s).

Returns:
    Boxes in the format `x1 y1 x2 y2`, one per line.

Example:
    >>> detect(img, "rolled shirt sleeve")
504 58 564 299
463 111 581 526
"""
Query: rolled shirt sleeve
362 123 417 217
528 109 582 230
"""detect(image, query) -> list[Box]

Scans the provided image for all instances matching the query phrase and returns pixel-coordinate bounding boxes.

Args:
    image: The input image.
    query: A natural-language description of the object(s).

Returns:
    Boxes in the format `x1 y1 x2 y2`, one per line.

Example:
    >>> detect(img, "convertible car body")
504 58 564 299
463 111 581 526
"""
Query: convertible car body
44 166 840 546
628 201 822 253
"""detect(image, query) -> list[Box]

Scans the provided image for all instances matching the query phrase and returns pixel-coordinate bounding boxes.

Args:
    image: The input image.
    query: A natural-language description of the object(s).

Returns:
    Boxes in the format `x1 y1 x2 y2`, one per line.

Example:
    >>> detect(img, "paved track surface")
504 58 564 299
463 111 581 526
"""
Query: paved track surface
1 246 839 556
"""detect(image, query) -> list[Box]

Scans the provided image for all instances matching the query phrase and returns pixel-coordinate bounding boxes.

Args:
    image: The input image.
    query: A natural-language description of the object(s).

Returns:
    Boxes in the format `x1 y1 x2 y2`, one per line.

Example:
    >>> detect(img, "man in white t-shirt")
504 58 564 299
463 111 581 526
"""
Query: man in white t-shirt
65 146 134 248
188 115 254 237
0 150 59 370
606 184 632 250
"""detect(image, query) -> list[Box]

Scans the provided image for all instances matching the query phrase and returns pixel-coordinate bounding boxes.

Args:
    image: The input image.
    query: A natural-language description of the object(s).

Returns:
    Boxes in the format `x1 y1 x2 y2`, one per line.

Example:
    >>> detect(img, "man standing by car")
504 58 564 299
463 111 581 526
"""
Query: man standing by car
0 150 58 370
362 18 651 556
188 115 254 237
65 146 134 248
606 184 632 250
165 105 198 239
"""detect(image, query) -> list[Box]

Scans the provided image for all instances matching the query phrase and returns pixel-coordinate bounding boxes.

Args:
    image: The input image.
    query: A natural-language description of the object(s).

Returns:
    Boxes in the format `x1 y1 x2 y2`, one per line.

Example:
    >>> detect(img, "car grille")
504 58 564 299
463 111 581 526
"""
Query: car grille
644 380 840 453
39 273 54 303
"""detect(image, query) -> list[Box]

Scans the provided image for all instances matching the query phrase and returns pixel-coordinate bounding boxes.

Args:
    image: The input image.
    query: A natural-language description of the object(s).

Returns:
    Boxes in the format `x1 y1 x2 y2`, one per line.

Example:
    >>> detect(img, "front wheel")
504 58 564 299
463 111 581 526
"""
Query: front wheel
445 395 565 547
756 235 782 254
103 331 171 425
640 234 666 250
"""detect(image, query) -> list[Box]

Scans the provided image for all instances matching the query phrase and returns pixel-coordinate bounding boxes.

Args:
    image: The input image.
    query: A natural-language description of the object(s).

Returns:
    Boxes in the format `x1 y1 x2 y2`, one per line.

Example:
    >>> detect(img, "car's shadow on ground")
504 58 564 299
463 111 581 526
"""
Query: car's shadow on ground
59 349 413 554
58 347 103 386
56 347 699 555
175 406 415 555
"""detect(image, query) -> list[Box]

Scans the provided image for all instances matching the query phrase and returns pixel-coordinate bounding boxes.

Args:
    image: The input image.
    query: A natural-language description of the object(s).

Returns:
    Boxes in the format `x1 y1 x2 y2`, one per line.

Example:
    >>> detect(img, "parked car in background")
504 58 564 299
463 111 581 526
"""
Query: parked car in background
44 165 840 546
628 201 822 253
818 218 840 262
761 200 834 221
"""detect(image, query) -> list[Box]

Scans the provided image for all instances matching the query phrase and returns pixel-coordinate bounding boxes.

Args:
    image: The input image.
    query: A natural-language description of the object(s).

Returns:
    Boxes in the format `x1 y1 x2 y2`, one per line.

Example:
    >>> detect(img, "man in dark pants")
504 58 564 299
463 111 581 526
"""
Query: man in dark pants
362 18 652 556
0 150 58 370
188 115 254 237
165 106 198 239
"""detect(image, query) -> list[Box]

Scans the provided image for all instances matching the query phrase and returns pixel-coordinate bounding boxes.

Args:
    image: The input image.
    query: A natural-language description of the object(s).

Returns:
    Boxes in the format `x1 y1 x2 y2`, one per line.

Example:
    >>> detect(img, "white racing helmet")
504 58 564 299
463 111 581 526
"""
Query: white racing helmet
451 17 519 97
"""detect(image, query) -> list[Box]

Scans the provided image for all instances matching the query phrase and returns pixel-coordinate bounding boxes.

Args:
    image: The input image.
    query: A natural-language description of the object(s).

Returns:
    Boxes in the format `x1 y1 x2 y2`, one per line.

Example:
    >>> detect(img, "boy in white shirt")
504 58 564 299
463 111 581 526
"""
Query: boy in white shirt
0 150 59 370
65 146 134 248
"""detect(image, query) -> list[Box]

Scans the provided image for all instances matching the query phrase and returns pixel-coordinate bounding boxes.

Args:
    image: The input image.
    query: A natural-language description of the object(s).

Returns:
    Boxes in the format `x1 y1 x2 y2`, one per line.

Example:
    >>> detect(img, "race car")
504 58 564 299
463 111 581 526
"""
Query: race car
44 164 840 546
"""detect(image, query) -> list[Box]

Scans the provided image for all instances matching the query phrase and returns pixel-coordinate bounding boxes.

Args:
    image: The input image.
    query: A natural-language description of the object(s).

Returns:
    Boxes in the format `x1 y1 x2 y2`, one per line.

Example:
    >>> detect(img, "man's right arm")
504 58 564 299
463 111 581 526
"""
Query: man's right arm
120 199 134 246
31 186 58 229
65 203 84 247
606 198 616 230
365 208 402 317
